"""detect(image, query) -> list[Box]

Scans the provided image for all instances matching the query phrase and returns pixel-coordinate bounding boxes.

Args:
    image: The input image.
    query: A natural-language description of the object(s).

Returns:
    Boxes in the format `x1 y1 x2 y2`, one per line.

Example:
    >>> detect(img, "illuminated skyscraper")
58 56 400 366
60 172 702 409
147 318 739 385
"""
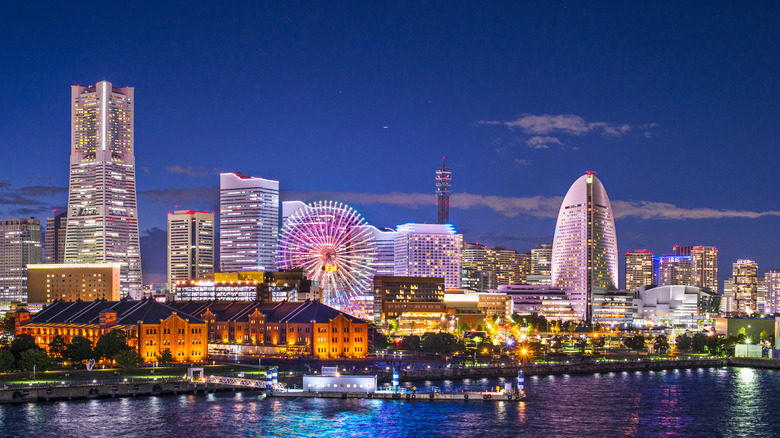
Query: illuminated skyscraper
44 211 67 264
462 243 528 290
219 172 279 272
654 255 692 286
691 246 718 291
394 223 462 289
167 210 214 290
435 158 451 224
551 172 618 323
733 259 758 314
765 270 780 314
0 219 42 304
625 249 653 290
64 81 141 298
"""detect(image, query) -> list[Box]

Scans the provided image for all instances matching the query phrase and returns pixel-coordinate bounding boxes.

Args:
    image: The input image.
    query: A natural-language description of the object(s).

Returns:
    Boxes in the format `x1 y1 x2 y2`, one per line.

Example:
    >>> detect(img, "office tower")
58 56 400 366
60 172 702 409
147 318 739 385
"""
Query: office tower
672 245 693 256
765 270 780 314
44 211 67 263
26 263 121 305
362 226 396 276
691 246 718 291
64 81 141 298
281 201 306 229
435 157 451 224
219 172 279 272
0 219 43 304
394 223 462 289
653 255 692 286
625 249 653 290
167 210 215 290
462 243 528 290
551 172 618 324
530 244 553 276
733 259 758 314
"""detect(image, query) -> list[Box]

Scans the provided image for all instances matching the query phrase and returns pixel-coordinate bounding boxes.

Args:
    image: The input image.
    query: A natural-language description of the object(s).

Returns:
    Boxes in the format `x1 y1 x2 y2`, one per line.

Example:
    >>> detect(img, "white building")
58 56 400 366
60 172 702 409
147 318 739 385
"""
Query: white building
551 172 618 323
498 284 578 321
0 219 42 304
219 172 279 272
64 81 142 298
167 210 214 290
394 223 462 290
765 270 780 314
632 284 715 325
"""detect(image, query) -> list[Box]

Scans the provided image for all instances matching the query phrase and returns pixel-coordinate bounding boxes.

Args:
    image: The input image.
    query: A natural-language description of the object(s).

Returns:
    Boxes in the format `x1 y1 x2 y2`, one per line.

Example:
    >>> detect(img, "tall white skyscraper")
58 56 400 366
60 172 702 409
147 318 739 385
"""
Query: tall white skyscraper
765 270 780 314
0 218 42 304
551 172 618 323
64 81 141 298
394 223 462 289
219 172 279 272
167 210 215 290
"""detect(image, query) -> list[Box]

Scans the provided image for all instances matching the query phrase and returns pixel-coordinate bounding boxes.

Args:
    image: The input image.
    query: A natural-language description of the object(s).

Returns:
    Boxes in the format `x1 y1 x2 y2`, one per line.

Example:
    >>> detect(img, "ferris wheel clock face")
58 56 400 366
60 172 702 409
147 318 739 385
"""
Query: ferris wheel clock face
277 200 376 313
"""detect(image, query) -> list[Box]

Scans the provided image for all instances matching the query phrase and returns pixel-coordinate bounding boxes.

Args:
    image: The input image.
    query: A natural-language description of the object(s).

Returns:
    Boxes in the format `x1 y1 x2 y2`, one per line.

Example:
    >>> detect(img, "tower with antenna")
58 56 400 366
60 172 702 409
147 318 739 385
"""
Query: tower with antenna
435 157 452 224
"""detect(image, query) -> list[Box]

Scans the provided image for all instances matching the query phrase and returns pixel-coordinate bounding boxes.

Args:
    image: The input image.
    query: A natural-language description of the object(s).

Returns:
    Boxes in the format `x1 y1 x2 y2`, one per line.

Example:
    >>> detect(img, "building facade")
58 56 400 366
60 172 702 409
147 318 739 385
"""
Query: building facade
653 255 692 286
691 246 718 291
436 157 451 224
373 275 445 323
766 270 780 315
17 299 207 363
733 259 759 315
168 300 369 359
551 172 618 323
394 223 462 290
625 249 653 290
64 81 142 298
462 243 529 290
0 218 43 304
167 210 214 289
219 172 279 272
44 211 67 264
26 263 121 305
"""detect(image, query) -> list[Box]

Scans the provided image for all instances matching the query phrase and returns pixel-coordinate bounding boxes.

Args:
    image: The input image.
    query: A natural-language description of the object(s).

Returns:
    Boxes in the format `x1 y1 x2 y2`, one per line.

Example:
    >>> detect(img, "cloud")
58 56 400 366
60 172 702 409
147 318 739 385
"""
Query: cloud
526 136 562 149
165 165 217 178
611 200 780 220
514 159 531 165
17 186 67 197
477 113 650 139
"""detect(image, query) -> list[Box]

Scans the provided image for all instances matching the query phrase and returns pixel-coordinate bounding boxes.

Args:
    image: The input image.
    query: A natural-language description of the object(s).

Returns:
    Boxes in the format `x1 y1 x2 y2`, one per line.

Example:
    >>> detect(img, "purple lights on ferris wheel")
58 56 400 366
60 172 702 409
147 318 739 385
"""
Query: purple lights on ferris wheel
276 200 376 312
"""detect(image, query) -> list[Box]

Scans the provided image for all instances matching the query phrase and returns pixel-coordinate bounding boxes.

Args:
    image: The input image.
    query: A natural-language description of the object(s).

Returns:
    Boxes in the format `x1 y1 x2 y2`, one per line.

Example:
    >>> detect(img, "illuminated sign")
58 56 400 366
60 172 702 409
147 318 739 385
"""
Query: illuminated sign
323 265 338 272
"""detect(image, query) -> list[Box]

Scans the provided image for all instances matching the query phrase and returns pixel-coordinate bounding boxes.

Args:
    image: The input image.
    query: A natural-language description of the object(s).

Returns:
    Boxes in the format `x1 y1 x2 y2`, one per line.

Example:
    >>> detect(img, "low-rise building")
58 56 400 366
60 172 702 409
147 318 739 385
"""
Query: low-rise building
498 285 579 321
26 263 122 306
167 300 368 359
443 292 512 318
16 299 207 363
632 285 718 326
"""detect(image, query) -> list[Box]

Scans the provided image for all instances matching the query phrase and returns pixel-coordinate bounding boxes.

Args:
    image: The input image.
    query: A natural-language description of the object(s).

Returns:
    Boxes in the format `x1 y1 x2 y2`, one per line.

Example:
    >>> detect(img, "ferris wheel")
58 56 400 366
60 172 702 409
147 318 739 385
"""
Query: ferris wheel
277 201 376 313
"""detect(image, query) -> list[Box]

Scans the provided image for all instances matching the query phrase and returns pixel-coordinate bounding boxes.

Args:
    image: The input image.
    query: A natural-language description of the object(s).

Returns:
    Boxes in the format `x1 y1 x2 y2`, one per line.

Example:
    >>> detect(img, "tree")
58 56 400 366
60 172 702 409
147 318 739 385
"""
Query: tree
65 336 94 363
94 329 130 359
48 335 67 360
676 334 692 351
654 335 670 354
1 315 14 335
592 336 605 352
10 333 37 357
114 349 143 370
401 335 421 353
691 333 709 353
373 331 389 351
0 349 14 370
19 348 53 372
624 335 645 351
567 324 577 334
156 348 174 365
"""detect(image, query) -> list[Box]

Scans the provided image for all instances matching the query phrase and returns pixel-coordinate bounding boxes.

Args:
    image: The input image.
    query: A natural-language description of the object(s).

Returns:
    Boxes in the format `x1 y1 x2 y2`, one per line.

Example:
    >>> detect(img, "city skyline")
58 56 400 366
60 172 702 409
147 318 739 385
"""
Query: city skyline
1 3 779 286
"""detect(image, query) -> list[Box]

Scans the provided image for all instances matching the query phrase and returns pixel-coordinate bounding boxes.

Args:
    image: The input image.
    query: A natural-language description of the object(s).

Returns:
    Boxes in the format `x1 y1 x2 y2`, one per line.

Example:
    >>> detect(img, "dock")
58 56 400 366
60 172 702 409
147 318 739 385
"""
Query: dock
267 389 524 401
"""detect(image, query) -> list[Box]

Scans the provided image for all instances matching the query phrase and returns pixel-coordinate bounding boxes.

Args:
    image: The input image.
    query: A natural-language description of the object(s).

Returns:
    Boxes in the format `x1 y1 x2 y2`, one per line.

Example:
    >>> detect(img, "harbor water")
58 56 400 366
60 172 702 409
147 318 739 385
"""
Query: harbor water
1 366 778 437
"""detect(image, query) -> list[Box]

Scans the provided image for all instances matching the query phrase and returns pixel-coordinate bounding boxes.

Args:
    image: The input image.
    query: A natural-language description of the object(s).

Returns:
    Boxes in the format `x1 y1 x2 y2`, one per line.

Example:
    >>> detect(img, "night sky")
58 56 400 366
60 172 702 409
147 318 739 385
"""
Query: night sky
1 2 779 287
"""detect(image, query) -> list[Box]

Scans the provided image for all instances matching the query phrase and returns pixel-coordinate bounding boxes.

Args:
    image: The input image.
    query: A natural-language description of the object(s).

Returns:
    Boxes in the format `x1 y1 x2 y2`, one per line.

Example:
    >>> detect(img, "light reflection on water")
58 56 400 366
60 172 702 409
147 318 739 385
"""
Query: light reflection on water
1 367 779 437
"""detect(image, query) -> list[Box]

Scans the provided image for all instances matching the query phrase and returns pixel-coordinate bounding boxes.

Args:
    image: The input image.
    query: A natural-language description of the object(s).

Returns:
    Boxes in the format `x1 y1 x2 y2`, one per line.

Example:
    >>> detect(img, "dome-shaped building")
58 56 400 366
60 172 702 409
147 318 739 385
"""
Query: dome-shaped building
551 172 618 323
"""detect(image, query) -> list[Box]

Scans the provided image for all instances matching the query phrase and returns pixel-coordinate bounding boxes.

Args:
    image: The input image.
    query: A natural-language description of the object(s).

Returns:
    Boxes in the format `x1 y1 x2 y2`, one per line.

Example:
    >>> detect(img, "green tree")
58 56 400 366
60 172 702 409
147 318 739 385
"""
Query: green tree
19 348 53 372
624 335 645 350
691 333 708 353
373 331 389 351
10 333 37 357
48 335 67 360
156 348 174 365
676 334 692 351
592 336 605 352
94 329 130 359
65 336 94 363
654 335 670 353
401 335 421 353
114 349 143 370
1 315 14 335
0 349 15 370
567 324 577 334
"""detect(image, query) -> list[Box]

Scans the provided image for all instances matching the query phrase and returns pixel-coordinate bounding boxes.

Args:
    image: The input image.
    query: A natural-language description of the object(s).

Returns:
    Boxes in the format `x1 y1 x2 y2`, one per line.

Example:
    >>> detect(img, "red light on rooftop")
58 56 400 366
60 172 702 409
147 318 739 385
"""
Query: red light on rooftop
585 171 597 175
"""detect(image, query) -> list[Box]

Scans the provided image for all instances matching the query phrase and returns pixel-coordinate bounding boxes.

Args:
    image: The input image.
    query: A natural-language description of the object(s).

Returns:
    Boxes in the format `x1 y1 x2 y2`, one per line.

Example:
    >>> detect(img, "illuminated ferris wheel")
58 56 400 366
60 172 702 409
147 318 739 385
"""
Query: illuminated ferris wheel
277 201 376 313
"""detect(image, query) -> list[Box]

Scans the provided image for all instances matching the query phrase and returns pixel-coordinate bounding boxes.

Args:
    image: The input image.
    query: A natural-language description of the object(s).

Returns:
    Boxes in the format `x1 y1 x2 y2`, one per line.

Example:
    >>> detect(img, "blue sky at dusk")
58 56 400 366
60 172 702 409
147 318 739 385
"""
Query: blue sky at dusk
1 2 779 285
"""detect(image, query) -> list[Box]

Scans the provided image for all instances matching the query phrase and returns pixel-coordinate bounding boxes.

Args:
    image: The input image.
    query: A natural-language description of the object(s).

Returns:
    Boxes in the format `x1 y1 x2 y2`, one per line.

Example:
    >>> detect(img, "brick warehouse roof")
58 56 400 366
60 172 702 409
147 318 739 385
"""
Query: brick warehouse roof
29 299 205 326
166 300 365 324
